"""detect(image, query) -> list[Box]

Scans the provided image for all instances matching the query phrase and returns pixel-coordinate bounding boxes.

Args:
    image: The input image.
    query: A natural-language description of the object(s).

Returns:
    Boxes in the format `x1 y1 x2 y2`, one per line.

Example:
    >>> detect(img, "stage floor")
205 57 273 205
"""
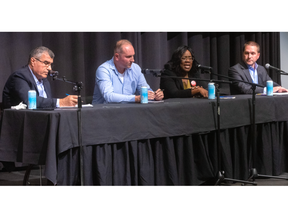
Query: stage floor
1 166 288 186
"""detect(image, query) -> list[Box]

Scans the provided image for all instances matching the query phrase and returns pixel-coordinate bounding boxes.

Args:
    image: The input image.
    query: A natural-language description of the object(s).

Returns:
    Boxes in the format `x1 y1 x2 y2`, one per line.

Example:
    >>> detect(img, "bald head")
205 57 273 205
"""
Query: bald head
114 39 133 54
113 39 135 73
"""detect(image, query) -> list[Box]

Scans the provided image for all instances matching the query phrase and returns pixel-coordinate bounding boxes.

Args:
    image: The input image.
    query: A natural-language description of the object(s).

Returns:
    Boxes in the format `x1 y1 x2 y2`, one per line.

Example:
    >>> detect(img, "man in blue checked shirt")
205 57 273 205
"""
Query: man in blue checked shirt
92 39 164 104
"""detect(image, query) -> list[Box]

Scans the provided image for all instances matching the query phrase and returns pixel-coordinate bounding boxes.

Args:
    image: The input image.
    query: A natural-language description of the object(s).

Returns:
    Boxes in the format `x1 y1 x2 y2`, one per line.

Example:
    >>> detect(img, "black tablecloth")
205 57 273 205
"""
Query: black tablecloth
1 95 288 185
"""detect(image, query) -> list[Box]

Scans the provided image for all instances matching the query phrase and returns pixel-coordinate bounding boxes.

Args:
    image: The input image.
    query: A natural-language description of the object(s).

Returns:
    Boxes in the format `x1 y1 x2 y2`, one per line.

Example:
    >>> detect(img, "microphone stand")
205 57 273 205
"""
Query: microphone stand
246 69 288 182
51 74 84 185
205 70 288 183
203 71 262 184
153 71 255 185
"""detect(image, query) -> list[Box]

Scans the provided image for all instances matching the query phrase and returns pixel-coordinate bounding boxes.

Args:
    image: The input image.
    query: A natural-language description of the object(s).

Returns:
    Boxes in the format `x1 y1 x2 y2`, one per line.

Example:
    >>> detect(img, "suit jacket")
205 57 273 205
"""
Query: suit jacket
160 69 195 99
2 65 57 109
228 62 279 94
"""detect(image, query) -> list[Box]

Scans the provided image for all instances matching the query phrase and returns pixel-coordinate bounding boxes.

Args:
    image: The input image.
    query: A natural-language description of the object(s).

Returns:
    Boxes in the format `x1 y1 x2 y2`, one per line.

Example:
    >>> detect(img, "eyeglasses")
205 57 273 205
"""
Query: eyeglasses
181 56 194 61
35 58 53 68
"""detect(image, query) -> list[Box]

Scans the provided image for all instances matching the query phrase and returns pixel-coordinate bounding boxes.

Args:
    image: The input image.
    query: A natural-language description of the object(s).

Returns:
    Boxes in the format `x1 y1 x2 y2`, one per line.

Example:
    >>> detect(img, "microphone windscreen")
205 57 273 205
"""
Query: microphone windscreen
265 63 270 69
48 70 59 77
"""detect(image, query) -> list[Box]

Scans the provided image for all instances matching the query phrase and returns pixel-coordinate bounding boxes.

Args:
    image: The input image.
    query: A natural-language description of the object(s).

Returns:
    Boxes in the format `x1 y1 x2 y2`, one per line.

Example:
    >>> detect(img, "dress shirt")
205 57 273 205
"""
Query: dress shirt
92 57 153 104
248 63 258 84
29 66 47 98
28 66 60 107
247 63 268 93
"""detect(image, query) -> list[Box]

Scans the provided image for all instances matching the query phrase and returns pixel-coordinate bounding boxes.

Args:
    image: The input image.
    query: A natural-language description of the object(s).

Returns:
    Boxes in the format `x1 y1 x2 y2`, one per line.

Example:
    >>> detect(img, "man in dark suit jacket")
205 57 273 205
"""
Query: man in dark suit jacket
2 46 78 109
228 41 287 94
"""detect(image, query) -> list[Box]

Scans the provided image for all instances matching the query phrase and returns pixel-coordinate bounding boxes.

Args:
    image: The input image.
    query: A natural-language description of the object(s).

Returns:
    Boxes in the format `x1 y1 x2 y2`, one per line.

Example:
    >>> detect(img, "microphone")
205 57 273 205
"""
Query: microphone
141 69 162 75
265 63 282 71
48 70 59 77
197 64 212 70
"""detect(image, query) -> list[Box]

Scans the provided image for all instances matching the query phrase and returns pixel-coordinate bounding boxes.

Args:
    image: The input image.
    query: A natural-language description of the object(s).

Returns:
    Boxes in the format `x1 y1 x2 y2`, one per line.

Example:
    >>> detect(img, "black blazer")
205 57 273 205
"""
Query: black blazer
2 65 57 109
160 69 194 99
228 62 279 94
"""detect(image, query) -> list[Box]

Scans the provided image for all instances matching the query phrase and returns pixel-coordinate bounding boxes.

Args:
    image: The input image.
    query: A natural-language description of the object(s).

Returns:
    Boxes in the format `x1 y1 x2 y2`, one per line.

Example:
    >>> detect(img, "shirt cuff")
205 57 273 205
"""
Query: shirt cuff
263 87 267 94
56 99 60 107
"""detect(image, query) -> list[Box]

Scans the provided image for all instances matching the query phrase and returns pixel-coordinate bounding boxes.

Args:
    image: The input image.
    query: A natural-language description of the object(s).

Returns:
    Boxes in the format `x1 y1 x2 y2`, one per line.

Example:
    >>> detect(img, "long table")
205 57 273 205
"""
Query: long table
1 95 288 185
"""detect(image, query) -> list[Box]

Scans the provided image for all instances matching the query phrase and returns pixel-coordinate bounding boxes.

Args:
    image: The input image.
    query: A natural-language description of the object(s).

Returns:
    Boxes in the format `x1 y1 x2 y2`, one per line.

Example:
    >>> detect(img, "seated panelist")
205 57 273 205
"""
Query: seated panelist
2 46 78 109
92 39 164 104
160 45 208 99
228 41 288 94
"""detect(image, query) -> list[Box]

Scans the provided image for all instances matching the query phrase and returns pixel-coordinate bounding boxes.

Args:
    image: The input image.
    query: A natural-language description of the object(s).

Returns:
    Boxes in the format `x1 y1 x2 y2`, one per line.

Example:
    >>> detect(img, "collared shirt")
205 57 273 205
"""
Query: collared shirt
247 63 268 93
92 57 153 104
28 66 60 107
248 63 258 84
28 66 47 98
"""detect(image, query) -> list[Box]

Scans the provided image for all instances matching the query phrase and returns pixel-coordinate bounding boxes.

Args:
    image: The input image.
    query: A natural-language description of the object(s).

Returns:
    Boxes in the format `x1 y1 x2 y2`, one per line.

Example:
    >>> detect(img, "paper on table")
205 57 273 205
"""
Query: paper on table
59 104 93 108
11 102 27 110
75 104 93 107
273 92 288 95
148 100 164 103
219 96 236 99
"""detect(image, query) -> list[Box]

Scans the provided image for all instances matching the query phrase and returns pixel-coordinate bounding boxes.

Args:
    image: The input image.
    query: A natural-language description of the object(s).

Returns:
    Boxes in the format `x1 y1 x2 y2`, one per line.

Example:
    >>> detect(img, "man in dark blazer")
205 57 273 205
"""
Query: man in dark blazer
228 41 287 94
2 46 78 109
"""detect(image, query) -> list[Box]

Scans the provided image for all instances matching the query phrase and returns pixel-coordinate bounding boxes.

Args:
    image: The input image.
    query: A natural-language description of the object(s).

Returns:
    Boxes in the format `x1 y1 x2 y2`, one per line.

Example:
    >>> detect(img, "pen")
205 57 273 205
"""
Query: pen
155 89 164 94
66 93 69 96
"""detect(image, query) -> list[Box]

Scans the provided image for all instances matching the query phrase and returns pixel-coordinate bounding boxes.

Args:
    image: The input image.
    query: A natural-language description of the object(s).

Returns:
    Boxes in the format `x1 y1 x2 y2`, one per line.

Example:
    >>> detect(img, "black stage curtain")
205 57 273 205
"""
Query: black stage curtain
56 121 288 185
0 32 280 102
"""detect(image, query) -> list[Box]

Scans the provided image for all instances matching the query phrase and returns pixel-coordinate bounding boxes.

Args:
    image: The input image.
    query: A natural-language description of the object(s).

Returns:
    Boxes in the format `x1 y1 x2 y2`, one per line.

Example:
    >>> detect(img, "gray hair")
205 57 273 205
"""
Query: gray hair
28 46 55 63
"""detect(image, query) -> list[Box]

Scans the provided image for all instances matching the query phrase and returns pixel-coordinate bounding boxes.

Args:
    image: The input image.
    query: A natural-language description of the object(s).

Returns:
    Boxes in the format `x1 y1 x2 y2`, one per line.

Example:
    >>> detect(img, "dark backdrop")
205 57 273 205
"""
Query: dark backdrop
0 32 280 102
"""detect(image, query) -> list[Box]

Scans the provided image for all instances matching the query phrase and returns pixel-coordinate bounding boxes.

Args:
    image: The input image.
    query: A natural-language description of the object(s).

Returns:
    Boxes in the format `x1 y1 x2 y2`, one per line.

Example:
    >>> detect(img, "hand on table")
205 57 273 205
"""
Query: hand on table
59 95 78 107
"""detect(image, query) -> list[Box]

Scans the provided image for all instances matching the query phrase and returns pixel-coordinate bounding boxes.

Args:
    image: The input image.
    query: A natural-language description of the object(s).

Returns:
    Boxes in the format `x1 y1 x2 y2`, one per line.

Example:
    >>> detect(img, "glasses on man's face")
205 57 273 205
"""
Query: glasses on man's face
35 58 53 68
181 56 194 61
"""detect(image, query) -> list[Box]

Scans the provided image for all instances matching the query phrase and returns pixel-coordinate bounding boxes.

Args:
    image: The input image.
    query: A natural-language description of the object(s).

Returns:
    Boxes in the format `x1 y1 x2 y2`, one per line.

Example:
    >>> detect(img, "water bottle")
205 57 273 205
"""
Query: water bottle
208 82 215 99
28 90 36 109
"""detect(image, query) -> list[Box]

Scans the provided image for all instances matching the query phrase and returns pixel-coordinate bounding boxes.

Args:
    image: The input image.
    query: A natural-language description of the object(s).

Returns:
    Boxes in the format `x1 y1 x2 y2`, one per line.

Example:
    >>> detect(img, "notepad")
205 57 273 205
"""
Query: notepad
59 104 93 108
219 96 235 99
148 100 164 103
273 92 288 95
75 104 93 107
